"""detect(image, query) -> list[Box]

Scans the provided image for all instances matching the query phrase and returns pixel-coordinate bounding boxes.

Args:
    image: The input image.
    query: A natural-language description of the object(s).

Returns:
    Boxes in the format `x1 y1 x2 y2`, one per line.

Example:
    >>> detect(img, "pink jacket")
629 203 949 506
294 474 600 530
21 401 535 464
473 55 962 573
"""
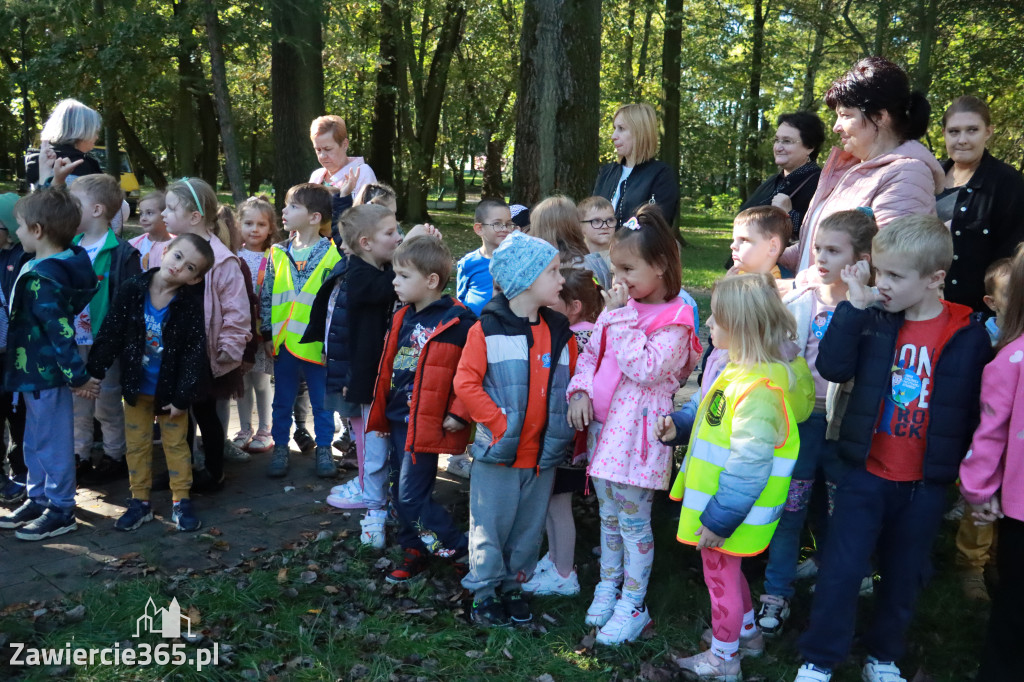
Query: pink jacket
781 141 945 273
567 297 701 490
960 336 1024 522
150 236 251 378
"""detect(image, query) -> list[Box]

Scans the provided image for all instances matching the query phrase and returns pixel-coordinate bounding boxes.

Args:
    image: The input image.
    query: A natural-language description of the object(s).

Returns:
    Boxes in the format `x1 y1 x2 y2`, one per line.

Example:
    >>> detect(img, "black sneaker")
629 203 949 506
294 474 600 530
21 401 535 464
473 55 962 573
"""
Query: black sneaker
471 595 510 628
293 427 316 452
84 455 128 484
0 475 27 504
386 548 429 584
172 499 202 532
502 591 533 624
0 498 46 529
75 455 94 483
190 468 225 494
115 499 154 532
15 506 77 540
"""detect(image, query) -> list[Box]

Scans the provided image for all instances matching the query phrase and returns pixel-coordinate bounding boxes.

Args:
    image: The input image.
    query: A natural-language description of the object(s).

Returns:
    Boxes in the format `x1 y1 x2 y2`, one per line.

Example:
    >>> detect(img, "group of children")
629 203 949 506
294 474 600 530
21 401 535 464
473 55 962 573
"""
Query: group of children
0 162 1017 681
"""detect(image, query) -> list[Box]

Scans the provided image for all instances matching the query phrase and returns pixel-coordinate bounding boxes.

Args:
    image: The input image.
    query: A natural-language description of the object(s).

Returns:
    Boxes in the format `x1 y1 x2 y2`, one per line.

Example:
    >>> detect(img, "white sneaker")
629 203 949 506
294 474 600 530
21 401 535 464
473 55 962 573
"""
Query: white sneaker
584 581 621 627
794 663 833 681
756 593 791 637
533 552 555 577
701 625 764 659
445 453 472 479
359 510 387 549
595 599 652 645
522 566 580 596
327 478 367 509
861 657 906 682
673 649 741 681
794 557 820 580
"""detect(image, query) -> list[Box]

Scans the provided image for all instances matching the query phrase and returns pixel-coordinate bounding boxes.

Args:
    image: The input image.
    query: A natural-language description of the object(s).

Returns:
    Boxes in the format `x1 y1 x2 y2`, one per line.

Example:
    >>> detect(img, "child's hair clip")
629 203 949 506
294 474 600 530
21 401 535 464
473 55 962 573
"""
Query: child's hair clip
855 206 874 218
623 217 641 231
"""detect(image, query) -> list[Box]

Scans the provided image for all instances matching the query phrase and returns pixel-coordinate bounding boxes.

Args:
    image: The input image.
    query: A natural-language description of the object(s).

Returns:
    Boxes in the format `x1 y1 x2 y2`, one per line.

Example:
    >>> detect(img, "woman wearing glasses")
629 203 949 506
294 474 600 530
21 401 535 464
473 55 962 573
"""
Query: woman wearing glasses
593 103 680 227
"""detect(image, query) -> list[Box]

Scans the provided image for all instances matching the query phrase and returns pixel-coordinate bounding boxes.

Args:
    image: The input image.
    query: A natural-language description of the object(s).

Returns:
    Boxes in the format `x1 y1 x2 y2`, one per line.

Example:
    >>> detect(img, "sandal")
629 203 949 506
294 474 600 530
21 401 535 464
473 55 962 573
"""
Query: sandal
247 429 274 453
231 429 253 449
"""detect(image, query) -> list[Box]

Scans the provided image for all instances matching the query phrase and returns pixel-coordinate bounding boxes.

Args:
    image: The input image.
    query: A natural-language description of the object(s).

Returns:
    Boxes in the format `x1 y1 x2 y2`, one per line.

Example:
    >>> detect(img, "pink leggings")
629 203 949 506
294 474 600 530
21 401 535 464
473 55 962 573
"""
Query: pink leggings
701 549 753 644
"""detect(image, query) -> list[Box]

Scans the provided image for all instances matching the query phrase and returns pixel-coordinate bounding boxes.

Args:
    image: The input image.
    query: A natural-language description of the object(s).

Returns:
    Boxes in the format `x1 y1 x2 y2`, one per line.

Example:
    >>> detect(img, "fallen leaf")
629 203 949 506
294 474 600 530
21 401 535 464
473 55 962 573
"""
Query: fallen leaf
300 571 317 584
64 605 86 623
502 647 513 660
184 605 201 627
324 586 339 594
541 613 557 624
233 508 251 515
283 486 295 493
465 650 484 659
535 675 555 682
207 527 223 536
276 569 288 583
319 520 331 526
249 546 266 553
315 530 332 542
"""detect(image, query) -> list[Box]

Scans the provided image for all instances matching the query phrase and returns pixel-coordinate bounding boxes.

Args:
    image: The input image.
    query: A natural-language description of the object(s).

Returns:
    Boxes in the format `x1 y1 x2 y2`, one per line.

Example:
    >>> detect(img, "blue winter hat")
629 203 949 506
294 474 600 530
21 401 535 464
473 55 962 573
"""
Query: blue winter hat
0 193 17 233
489 230 558 300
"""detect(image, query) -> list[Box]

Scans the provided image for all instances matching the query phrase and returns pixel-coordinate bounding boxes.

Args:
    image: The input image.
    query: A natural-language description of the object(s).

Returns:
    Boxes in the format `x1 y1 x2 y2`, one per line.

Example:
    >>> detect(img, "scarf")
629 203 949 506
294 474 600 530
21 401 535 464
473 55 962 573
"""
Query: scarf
73 228 119 335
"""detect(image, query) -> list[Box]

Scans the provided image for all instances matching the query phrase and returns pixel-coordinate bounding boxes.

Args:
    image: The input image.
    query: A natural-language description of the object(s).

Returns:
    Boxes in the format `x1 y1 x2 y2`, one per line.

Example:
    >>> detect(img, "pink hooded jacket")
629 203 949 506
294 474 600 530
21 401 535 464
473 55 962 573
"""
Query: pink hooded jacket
567 297 701 490
781 140 945 273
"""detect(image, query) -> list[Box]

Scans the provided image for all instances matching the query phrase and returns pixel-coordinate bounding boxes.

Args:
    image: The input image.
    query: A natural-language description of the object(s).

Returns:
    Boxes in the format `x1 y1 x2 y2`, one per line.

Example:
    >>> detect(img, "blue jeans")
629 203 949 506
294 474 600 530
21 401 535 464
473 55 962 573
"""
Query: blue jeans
24 387 76 511
763 413 837 598
387 420 467 554
270 349 333 447
799 467 947 669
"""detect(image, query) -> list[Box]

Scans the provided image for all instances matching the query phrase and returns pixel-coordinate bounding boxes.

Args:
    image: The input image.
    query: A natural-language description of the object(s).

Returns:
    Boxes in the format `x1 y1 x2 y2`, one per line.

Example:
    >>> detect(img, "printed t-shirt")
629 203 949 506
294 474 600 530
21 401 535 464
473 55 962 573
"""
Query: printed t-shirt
804 290 836 413
140 292 171 395
74 237 105 346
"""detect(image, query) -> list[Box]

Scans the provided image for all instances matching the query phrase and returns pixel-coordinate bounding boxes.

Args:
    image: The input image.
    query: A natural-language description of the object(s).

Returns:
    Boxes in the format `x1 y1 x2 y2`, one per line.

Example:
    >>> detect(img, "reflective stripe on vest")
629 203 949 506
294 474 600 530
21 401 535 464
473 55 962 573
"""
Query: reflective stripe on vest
269 245 340 363
671 363 801 556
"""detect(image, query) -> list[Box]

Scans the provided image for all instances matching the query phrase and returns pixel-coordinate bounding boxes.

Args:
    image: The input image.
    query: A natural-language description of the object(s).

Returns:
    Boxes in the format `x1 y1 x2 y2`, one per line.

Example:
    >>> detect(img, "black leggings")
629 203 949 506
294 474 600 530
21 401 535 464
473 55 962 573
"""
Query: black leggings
191 397 224 482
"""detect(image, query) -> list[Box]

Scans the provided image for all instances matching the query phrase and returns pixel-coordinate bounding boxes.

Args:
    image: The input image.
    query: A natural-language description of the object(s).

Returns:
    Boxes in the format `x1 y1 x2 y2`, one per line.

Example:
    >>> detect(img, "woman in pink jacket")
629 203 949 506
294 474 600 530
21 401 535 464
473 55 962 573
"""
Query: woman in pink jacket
781 57 944 275
960 248 1024 682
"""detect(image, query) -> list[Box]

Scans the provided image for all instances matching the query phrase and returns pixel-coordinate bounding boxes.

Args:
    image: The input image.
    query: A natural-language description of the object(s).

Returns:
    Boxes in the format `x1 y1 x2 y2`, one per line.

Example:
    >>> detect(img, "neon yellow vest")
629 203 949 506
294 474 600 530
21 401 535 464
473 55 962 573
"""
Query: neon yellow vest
269 245 340 363
668 361 804 556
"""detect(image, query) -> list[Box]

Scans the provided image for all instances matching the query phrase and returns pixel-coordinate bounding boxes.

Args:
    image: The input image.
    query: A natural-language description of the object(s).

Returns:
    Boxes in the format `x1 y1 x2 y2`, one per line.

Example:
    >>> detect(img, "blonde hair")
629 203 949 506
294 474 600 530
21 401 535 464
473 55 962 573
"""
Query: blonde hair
577 195 613 218
531 196 589 264
41 99 102 146
613 103 659 166
341 204 393 254
712 273 796 365
166 177 229 245
72 174 124 221
872 215 953 276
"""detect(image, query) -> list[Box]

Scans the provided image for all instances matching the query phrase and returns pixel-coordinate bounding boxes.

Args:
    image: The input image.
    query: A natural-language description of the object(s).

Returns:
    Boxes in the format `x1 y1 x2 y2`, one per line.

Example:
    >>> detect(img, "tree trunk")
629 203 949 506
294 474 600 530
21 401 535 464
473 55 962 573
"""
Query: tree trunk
912 0 939 95
623 7 636 101
203 0 246 204
173 1 198 177
512 0 601 204
248 131 261 196
482 134 507 198
635 4 654 100
196 91 220 187
270 0 324 208
800 1 830 110
661 0 682 188
741 0 766 200
113 110 167 189
872 0 889 56
369 0 399 187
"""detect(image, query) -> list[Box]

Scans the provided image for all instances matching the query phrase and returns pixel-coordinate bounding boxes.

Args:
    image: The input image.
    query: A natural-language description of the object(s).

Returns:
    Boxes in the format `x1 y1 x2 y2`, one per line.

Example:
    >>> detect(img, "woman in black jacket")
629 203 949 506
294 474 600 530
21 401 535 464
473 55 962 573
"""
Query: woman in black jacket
938 96 1024 313
593 103 679 226
739 111 826 242
25 99 103 188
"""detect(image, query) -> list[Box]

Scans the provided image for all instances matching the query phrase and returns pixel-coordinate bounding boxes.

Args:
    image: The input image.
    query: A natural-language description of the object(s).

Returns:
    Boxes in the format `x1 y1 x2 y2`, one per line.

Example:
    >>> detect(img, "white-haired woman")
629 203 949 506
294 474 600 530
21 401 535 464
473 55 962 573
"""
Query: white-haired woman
26 99 103 188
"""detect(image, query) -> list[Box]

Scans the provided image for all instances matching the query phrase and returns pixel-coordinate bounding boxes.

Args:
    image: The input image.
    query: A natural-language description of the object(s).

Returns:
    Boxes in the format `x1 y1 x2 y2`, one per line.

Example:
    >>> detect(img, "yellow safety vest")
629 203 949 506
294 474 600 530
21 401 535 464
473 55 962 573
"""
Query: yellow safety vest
269 245 340 363
669 361 804 556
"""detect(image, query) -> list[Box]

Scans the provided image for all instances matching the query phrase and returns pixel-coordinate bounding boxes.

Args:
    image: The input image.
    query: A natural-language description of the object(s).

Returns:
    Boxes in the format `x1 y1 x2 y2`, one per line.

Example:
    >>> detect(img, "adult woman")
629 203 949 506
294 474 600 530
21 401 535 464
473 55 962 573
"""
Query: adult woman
740 112 826 241
309 115 377 195
25 99 103 188
593 103 679 226
938 96 1024 313
780 57 944 275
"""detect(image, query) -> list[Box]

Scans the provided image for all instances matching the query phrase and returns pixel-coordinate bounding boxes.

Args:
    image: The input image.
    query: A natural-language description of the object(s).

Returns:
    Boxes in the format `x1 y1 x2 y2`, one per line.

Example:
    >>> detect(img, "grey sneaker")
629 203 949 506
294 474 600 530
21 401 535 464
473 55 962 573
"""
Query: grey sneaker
266 445 290 478
315 445 337 478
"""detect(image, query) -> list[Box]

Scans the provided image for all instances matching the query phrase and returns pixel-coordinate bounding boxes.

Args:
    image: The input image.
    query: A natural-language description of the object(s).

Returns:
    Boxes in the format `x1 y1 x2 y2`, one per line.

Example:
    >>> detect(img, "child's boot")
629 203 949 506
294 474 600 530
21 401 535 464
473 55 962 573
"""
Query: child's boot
359 509 387 548
266 445 290 478
673 649 741 681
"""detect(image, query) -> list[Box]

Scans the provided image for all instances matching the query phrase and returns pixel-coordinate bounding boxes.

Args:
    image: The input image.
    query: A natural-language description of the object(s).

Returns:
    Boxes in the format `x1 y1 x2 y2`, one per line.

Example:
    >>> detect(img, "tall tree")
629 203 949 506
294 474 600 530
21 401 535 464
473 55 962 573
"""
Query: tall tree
368 0 399 188
741 0 768 199
661 0 683 193
203 0 245 204
512 0 601 204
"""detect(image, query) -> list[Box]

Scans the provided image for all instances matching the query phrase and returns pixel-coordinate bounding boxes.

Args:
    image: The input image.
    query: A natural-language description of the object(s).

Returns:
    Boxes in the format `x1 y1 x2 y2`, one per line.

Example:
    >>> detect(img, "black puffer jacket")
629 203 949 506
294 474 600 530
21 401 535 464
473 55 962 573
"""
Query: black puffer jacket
593 159 680 226
302 248 351 396
25 144 103 186
942 150 1024 313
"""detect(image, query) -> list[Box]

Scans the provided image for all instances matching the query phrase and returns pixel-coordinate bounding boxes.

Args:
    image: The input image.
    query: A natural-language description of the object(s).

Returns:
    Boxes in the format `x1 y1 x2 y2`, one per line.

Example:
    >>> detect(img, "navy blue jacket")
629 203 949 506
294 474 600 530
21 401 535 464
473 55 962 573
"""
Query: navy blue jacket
302 249 351 396
816 300 991 484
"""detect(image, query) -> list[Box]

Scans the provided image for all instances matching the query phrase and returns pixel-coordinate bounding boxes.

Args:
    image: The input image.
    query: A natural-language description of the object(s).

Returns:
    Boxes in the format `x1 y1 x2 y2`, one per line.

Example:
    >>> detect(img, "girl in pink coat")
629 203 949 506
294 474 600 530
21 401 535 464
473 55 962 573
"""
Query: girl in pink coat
567 205 701 645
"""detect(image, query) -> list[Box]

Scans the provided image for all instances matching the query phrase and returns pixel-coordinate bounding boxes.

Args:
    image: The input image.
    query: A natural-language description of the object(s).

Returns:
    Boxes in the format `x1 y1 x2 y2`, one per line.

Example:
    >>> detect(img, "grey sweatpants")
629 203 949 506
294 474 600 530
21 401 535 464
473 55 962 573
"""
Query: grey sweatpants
461 460 555 599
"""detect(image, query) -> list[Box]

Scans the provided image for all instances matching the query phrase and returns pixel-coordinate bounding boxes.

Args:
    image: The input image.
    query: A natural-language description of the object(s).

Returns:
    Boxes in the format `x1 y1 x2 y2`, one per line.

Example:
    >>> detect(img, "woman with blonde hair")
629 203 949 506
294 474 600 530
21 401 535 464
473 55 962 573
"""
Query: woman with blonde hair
593 103 680 226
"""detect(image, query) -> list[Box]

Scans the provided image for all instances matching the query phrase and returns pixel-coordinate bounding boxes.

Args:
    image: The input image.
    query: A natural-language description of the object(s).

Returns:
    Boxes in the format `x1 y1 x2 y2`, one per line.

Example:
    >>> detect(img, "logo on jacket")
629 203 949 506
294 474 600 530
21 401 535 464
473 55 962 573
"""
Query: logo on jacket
541 352 551 368
705 390 727 427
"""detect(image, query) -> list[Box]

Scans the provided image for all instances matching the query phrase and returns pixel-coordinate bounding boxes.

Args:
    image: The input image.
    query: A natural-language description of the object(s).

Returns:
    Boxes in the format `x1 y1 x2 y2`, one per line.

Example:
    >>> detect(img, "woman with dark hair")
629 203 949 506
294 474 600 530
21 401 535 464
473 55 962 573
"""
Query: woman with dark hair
938 95 1024 313
780 57 945 275
593 103 680 226
740 112 826 241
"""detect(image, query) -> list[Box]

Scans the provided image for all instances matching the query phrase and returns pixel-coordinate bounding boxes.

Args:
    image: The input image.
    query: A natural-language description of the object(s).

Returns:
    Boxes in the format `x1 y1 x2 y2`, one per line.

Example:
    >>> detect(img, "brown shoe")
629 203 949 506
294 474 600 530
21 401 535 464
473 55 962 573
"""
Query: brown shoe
961 573 990 601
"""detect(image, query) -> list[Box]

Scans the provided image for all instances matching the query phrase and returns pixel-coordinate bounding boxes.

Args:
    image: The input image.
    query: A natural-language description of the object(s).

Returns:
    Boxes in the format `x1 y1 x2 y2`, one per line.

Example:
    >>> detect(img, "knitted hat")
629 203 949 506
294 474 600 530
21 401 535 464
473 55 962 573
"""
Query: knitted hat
489 230 558 300
510 204 530 230
0 193 18 233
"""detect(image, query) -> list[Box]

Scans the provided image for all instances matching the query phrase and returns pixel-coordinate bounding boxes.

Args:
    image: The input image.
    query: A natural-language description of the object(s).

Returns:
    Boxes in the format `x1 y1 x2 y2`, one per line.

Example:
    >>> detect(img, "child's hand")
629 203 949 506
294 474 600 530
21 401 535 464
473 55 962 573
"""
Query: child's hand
655 415 677 443
771 193 793 213
567 392 594 430
264 341 276 359
336 166 361 197
52 157 85 187
406 223 441 241
163 403 185 418
969 495 1003 525
601 283 629 311
72 377 101 400
840 260 880 309
442 416 465 432
216 350 234 365
694 524 726 550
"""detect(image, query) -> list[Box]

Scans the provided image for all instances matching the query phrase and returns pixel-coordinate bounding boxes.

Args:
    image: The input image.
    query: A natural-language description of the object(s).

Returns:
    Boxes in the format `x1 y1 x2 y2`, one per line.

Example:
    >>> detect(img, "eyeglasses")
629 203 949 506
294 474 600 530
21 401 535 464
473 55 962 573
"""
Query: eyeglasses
773 137 800 146
581 218 617 229
483 221 518 232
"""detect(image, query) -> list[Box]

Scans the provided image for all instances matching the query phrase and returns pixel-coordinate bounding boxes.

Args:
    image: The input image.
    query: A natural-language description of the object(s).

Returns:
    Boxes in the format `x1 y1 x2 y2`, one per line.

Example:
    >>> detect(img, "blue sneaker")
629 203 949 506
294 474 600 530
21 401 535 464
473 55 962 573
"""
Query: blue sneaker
171 499 201 532
0 498 46 529
0 474 26 504
115 499 154 532
15 506 77 540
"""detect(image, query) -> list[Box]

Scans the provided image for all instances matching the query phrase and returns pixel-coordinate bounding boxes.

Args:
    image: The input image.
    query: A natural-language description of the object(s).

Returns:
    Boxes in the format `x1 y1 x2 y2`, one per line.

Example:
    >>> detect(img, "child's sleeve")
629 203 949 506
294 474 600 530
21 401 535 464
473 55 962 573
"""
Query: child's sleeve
815 301 867 384
259 255 275 338
566 319 602 399
960 348 1015 506
87 288 129 379
347 264 397 307
172 298 209 409
214 262 253 364
663 392 700 447
700 383 786 538
604 306 698 386
455 257 469 306
36 281 91 387
453 322 506 439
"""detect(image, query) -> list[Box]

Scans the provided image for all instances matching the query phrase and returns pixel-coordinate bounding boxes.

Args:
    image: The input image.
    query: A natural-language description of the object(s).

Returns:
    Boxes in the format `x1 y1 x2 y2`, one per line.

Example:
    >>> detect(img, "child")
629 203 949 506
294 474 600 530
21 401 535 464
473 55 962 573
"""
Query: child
531 196 589 267
756 209 877 637
234 196 278 454
0 188 99 539
454 230 578 627
958 248 1024 682
68 174 141 483
87 234 213 532
260 184 342 479
150 178 251 492
129 190 171 269
730 205 790 278
364 236 475 576
578 196 616 289
0 193 29 504
981 258 1011 346
456 199 513 316
792 216 991 682
665 273 814 680
523 267 603 596
566 205 702 644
